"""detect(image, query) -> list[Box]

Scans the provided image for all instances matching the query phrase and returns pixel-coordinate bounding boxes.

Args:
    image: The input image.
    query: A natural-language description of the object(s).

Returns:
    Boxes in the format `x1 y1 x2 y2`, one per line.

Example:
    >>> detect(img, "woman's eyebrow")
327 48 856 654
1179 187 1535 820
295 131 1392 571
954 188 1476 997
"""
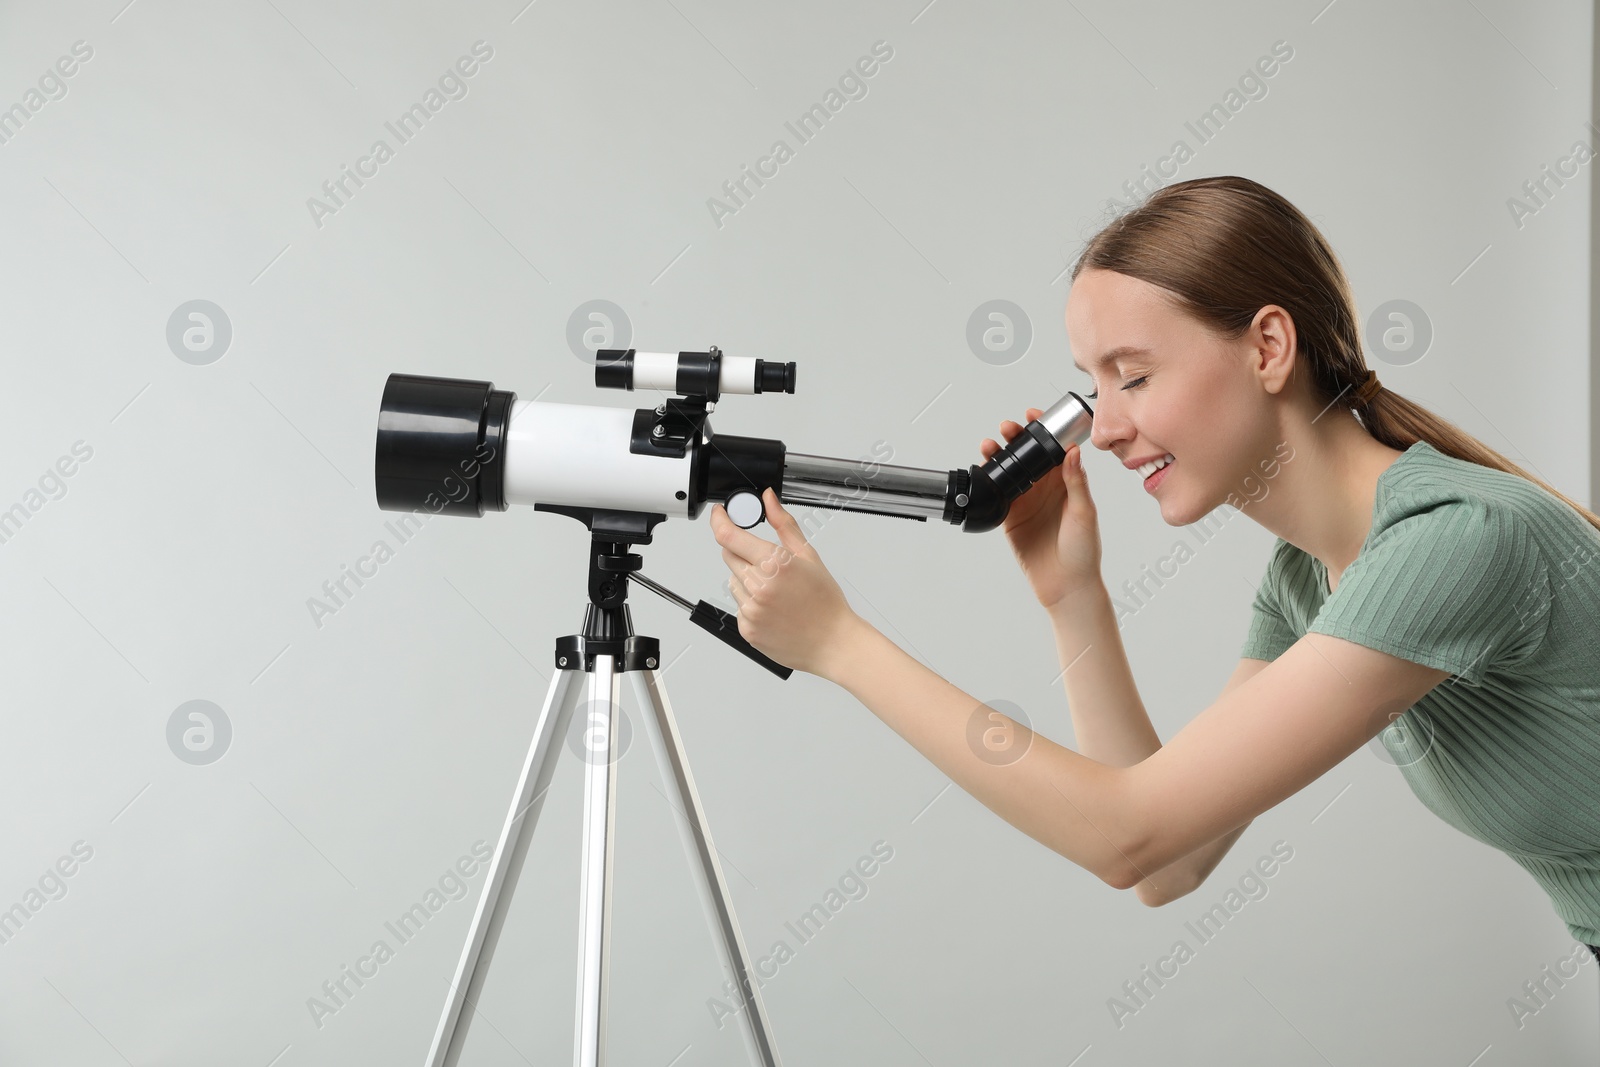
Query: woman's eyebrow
1072 345 1152 374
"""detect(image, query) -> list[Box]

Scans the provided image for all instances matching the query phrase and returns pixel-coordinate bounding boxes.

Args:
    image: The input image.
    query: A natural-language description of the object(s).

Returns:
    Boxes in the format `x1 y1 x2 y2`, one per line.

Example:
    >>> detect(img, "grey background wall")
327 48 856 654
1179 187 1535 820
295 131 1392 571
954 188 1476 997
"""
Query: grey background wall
0 1 1594 1064
1593 0 1600 514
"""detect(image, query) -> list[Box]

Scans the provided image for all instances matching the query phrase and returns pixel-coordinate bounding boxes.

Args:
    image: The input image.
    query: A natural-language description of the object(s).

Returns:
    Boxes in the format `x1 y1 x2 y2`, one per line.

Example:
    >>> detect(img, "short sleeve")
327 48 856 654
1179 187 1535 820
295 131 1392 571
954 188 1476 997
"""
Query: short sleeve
1239 540 1300 662
1307 500 1551 686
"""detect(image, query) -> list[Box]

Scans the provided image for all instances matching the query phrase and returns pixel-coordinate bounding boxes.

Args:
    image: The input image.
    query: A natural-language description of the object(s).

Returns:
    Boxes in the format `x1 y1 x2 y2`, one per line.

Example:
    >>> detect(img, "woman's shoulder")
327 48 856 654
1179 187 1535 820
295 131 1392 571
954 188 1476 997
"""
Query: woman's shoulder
1375 441 1598 559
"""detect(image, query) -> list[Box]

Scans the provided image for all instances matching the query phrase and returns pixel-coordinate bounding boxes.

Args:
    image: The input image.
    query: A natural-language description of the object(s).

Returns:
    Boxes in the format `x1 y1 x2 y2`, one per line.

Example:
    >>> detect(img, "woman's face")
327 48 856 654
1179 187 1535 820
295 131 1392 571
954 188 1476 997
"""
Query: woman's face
1065 268 1283 526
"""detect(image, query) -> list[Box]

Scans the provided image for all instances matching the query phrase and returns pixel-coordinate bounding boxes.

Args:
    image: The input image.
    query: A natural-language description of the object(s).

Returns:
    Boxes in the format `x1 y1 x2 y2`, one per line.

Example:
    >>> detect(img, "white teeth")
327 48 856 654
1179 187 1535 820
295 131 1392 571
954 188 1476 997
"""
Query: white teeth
1137 453 1174 478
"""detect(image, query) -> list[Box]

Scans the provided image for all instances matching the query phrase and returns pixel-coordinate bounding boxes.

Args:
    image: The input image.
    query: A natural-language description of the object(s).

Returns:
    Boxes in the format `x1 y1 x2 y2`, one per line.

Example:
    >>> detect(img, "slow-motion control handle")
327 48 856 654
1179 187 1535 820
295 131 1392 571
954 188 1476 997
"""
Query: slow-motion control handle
628 570 794 680
688 601 794 680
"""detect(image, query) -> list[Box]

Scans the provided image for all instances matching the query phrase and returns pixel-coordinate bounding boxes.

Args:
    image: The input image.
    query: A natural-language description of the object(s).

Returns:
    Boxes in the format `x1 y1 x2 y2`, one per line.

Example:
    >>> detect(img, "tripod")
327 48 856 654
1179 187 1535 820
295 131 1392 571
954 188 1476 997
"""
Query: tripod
425 507 788 1066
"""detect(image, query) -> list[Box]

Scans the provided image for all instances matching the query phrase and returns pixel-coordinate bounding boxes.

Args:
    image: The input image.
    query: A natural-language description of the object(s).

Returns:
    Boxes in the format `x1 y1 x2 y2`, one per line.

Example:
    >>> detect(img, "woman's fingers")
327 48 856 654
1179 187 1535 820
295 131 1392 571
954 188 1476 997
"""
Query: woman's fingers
984 409 1045 455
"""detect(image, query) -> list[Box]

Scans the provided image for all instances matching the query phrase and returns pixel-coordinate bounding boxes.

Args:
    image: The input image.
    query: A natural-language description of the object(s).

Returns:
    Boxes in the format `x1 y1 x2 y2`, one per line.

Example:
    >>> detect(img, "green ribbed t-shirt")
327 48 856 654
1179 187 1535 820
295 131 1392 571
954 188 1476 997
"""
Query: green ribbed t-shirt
1239 440 1600 945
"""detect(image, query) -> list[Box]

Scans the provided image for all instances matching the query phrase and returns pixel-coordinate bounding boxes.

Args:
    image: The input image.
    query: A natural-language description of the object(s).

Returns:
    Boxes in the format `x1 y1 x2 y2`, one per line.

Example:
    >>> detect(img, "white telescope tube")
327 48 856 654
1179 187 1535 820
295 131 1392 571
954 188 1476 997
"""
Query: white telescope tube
501 400 696 517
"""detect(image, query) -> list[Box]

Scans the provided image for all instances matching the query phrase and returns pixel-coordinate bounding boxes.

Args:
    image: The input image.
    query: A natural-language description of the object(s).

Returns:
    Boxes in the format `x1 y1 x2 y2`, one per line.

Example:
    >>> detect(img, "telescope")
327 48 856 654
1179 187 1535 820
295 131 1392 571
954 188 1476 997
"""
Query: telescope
375 346 1094 533
374 347 1093 680
372 347 1094 1067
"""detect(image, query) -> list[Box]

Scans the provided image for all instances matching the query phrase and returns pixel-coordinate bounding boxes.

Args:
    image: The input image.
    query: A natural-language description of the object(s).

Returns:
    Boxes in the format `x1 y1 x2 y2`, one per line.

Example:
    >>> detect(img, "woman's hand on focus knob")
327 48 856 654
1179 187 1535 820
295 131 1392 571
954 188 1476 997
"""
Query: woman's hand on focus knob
709 488 863 679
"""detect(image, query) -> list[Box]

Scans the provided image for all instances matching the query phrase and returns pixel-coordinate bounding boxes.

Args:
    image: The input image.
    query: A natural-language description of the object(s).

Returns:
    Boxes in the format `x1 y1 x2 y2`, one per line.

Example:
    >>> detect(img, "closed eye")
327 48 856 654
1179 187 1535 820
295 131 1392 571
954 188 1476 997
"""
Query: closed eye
1086 375 1148 401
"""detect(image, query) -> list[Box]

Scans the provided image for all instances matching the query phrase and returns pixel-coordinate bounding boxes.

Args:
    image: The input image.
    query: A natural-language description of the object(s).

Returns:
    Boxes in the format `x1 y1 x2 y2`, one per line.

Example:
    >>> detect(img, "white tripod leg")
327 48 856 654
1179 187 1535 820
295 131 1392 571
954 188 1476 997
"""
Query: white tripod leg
573 655 620 1066
629 669 782 1066
425 667 584 1067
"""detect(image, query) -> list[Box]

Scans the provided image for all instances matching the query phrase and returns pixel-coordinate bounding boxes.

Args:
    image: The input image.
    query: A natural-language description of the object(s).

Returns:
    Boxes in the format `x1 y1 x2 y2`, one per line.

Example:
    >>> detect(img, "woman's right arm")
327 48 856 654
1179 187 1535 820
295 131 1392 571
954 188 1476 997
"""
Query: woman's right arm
979 411 1254 904
1048 585 1260 906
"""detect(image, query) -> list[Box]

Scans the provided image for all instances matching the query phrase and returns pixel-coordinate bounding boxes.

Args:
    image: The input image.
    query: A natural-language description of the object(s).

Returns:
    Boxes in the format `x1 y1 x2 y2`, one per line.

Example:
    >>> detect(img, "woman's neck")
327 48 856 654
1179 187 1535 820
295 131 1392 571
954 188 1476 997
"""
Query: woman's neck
1246 416 1406 589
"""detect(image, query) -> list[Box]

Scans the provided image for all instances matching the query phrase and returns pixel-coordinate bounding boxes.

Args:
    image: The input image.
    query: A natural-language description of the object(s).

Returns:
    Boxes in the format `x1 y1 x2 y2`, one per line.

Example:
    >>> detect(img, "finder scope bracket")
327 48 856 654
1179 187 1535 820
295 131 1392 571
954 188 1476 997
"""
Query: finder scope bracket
596 345 797 461
628 395 710 459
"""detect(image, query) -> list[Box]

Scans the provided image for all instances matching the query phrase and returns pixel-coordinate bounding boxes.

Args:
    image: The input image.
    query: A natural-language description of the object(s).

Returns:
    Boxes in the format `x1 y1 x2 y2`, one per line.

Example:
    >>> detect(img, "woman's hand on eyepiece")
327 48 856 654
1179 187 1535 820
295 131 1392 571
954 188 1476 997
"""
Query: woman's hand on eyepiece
979 408 1103 611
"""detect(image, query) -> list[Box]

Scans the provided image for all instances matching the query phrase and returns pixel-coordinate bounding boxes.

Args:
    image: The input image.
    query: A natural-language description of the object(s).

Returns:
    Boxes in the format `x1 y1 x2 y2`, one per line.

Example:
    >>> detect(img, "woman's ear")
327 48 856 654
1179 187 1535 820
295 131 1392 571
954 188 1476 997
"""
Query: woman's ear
1251 304 1297 396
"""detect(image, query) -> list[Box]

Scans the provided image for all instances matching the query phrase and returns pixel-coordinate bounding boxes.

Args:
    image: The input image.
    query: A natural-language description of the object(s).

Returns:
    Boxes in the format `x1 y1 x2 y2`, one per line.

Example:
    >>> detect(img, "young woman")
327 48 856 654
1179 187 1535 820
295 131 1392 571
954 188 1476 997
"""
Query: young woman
709 175 1600 964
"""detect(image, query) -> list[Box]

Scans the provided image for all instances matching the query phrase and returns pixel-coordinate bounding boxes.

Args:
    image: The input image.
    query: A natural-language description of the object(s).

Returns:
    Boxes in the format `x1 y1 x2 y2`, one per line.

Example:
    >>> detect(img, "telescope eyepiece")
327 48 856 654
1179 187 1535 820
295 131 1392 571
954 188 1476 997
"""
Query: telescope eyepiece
958 391 1095 532
754 359 795 394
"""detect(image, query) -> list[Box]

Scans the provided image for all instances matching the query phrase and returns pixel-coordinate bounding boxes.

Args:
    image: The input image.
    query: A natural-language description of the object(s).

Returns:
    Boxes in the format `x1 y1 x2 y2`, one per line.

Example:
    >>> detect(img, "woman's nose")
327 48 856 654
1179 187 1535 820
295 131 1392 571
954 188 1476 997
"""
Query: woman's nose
1088 401 1126 452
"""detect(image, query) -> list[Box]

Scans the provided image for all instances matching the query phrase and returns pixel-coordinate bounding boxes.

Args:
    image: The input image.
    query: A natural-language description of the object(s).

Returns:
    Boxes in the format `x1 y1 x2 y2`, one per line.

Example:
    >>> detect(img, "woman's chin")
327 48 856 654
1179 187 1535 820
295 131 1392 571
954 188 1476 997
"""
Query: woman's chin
1156 501 1188 526
1153 488 1205 527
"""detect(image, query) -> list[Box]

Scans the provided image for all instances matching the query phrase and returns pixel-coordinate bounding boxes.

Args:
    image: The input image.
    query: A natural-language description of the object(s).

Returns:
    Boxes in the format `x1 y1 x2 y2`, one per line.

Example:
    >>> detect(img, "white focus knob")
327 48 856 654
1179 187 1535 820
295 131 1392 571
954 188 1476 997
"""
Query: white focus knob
724 490 765 529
